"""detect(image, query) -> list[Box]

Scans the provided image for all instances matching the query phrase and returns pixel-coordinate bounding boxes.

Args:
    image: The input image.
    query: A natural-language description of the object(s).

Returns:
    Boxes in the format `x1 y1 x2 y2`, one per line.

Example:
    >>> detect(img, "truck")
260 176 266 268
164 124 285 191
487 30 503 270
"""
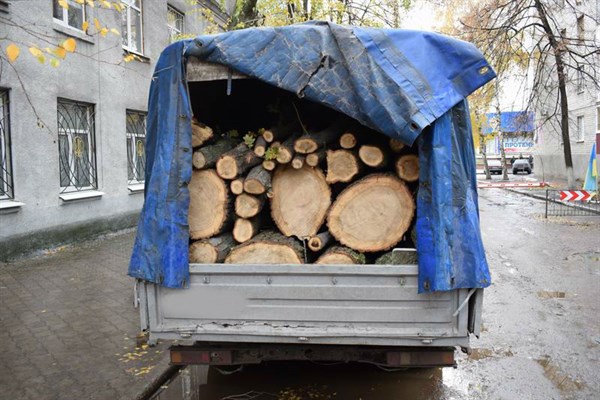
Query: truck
130 22 495 369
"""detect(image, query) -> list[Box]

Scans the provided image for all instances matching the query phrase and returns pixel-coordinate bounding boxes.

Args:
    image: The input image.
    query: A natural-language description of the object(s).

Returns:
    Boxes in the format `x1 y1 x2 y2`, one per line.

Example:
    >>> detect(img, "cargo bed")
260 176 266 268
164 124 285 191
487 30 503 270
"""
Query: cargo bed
138 262 482 348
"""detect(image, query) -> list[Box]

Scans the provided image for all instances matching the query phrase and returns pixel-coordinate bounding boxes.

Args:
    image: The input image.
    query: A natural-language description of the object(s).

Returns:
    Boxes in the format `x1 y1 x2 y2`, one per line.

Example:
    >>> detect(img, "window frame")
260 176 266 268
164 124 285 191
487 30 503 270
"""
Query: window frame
0 89 14 200
576 115 585 142
167 5 185 43
53 0 86 31
122 0 144 55
57 99 98 193
126 110 147 185
576 67 585 94
596 104 599 133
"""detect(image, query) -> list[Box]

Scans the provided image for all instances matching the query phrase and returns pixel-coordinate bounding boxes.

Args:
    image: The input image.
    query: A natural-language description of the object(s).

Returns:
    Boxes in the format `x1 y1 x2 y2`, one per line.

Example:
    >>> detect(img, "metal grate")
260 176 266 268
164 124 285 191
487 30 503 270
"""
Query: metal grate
126 110 146 184
57 99 97 193
0 89 14 199
545 189 600 217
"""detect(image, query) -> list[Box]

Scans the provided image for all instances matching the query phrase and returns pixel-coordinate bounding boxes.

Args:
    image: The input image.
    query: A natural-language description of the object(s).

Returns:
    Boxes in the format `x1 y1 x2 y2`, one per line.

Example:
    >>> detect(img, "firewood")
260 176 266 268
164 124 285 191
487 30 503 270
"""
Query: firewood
235 193 265 218
293 121 346 154
271 165 331 238
225 231 304 264
276 135 297 164
230 178 244 195
191 119 214 148
307 231 333 252
395 154 419 182
262 125 293 143
375 249 418 265
358 145 387 168
189 233 235 263
243 165 271 195
232 216 261 243
328 174 415 252
315 246 365 264
291 155 305 170
188 169 231 240
389 138 405 153
253 135 268 157
326 149 360 184
339 132 357 149
192 138 237 170
263 160 277 171
305 148 326 167
216 142 261 179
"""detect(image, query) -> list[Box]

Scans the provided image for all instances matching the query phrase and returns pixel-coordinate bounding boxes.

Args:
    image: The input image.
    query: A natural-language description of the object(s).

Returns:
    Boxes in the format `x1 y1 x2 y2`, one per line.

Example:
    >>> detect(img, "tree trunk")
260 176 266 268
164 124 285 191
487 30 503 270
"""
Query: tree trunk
235 193 265 218
271 165 331 238
189 233 235 263
294 121 346 154
395 154 419 182
375 249 418 265
225 231 304 264
233 216 261 243
188 169 231 240
243 165 272 195
326 149 360 184
339 132 357 149
328 174 415 252
358 144 387 168
216 142 262 179
305 148 326 167
191 120 214 148
307 231 333 252
315 246 365 264
535 0 575 188
192 138 237 170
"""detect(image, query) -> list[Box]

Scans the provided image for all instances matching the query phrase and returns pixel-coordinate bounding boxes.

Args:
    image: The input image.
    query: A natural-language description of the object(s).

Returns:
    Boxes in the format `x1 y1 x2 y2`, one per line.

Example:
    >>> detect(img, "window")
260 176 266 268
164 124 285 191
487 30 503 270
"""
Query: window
53 0 85 30
57 99 97 193
126 110 146 184
122 0 143 54
576 67 585 93
0 89 14 200
577 15 584 42
577 116 585 142
167 5 185 43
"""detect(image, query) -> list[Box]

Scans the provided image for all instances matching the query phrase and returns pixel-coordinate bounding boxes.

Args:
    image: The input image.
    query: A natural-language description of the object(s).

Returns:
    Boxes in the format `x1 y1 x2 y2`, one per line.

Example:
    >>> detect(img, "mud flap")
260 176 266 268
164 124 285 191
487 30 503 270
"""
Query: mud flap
468 289 484 338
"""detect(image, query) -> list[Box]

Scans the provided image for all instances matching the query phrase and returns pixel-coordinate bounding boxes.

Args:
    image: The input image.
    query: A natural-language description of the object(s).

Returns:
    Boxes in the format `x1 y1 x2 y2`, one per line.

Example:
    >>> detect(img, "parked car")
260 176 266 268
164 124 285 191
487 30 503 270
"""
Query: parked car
488 159 503 174
513 159 532 174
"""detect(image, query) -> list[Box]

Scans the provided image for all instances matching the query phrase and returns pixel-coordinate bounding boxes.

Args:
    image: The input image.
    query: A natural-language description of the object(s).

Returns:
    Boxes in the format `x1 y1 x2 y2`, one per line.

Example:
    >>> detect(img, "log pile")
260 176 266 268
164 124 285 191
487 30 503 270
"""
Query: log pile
188 117 419 265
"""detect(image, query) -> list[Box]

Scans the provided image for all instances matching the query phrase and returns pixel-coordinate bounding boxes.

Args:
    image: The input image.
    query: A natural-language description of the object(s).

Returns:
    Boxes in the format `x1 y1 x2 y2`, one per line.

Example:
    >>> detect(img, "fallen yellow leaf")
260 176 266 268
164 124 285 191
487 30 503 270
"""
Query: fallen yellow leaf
6 44 20 62
62 38 77 53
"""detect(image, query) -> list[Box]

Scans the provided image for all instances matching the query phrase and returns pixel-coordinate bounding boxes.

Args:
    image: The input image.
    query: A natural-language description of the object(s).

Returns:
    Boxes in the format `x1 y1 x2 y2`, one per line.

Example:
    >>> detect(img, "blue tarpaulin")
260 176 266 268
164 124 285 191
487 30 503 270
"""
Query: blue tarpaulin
128 21 494 293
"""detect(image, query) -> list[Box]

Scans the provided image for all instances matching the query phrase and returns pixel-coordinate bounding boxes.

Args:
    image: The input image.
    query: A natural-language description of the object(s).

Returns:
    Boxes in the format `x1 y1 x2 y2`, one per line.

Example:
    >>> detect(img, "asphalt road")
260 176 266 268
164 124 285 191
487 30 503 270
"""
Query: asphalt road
155 188 599 400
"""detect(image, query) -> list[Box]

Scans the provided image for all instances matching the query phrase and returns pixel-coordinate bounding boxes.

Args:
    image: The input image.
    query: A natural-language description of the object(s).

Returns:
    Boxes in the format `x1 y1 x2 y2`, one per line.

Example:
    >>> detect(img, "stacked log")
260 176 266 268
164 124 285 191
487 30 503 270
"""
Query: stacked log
188 118 419 265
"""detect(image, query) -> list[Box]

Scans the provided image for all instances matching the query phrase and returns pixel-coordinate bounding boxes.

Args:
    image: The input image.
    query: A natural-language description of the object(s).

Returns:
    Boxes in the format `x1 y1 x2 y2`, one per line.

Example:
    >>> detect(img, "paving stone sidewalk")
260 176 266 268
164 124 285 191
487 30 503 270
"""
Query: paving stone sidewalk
0 230 171 400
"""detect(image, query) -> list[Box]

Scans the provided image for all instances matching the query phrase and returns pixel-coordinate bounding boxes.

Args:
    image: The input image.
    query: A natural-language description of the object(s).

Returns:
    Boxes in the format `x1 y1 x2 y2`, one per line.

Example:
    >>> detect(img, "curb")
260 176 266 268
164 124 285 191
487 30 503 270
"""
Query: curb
134 355 181 400
504 188 547 202
505 188 600 216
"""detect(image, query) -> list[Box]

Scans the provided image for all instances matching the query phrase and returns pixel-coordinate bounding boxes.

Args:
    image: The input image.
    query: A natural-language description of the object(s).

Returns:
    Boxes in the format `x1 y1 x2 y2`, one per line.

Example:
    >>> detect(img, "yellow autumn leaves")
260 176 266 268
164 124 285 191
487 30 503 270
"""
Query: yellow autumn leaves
5 39 76 66
59 0 124 12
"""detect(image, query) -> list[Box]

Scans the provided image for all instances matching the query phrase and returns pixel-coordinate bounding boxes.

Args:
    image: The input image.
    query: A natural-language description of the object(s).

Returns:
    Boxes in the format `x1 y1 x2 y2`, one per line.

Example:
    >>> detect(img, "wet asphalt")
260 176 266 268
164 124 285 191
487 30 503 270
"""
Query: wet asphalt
154 188 599 400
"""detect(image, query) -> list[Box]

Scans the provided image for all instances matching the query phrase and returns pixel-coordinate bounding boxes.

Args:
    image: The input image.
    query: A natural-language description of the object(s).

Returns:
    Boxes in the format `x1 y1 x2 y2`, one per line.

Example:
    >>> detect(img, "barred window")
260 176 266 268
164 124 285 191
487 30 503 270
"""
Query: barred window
126 110 146 184
1 89 14 200
167 5 185 43
57 99 97 193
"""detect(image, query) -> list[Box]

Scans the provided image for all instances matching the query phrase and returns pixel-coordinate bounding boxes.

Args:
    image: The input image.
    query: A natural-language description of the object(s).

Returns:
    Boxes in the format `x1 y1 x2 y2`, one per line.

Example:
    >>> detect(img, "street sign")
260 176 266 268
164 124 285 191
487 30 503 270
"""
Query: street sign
559 190 593 202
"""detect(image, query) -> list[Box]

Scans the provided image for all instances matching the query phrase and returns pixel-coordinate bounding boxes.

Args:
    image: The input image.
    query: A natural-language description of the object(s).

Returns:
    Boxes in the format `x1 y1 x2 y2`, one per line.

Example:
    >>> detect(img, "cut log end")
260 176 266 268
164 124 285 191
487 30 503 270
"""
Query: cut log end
291 155 305 170
189 233 235 263
235 193 265 218
358 145 387 167
395 154 419 182
216 156 238 179
254 136 267 157
339 132 357 149
315 246 365 264
230 179 244 195
192 152 206 170
188 169 230 240
276 147 293 164
305 149 325 167
263 160 277 171
326 149 360 184
233 217 260 243
244 165 272 195
225 231 304 264
191 120 214 148
294 138 319 154
307 231 332 252
389 138 406 153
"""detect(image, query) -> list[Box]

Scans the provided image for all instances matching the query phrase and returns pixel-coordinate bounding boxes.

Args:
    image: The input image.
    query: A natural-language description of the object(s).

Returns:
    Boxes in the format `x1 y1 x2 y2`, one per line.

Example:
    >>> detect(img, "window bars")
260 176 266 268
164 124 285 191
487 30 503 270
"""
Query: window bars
57 99 97 193
126 110 146 184
0 89 14 200
167 5 185 43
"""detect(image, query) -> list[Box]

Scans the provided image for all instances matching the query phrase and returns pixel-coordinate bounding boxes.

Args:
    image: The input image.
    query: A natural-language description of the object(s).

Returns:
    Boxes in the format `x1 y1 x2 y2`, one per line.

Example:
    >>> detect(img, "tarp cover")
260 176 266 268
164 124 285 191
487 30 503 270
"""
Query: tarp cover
128 21 494 292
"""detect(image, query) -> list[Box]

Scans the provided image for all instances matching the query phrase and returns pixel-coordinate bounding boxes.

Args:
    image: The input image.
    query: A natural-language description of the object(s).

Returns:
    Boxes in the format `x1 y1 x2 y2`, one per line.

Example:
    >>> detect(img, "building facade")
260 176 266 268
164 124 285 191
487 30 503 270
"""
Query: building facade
533 0 600 182
0 0 232 259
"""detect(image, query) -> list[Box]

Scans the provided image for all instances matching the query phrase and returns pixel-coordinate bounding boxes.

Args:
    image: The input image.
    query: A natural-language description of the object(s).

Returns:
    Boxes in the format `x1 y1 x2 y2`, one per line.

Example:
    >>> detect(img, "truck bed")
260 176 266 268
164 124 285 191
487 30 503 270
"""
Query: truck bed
138 263 481 348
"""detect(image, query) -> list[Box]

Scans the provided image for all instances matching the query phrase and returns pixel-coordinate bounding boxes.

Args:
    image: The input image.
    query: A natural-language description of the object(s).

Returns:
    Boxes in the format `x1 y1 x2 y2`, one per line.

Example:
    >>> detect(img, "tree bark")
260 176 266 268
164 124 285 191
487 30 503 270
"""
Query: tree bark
233 216 261 243
235 193 265 218
276 135 297 164
326 149 360 184
358 145 387 168
308 231 333 252
243 165 272 195
192 138 237 170
188 169 231 240
328 174 415 252
262 125 294 143
216 142 262 179
375 249 418 265
189 233 235 263
191 120 214 148
294 121 346 154
395 154 419 182
225 231 304 264
253 135 268 157
271 165 331 238
315 246 365 264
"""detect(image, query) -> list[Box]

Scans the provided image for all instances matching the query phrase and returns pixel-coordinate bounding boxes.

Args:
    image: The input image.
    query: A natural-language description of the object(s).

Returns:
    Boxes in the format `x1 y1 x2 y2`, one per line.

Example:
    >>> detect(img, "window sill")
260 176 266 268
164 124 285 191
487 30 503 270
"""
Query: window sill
576 140 585 143
0 200 25 215
123 49 151 63
128 183 145 194
59 190 104 203
53 22 94 44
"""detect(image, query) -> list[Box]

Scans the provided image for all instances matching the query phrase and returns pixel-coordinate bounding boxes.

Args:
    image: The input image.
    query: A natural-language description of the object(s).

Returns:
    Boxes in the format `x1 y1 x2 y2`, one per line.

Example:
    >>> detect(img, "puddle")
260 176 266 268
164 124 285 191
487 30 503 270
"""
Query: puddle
537 291 566 299
468 348 514 361
536 357 585 393
566 251 600 263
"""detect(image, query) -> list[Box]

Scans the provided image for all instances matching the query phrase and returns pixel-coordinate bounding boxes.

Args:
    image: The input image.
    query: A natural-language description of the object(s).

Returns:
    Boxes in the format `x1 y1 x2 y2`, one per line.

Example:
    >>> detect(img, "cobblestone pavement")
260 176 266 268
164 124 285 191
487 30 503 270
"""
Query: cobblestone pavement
0 230 171 400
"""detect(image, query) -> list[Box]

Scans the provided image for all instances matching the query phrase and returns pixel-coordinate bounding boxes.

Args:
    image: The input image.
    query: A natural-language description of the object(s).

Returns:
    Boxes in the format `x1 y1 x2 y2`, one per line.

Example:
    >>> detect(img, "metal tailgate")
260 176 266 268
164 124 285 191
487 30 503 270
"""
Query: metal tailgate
140 264 472 347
